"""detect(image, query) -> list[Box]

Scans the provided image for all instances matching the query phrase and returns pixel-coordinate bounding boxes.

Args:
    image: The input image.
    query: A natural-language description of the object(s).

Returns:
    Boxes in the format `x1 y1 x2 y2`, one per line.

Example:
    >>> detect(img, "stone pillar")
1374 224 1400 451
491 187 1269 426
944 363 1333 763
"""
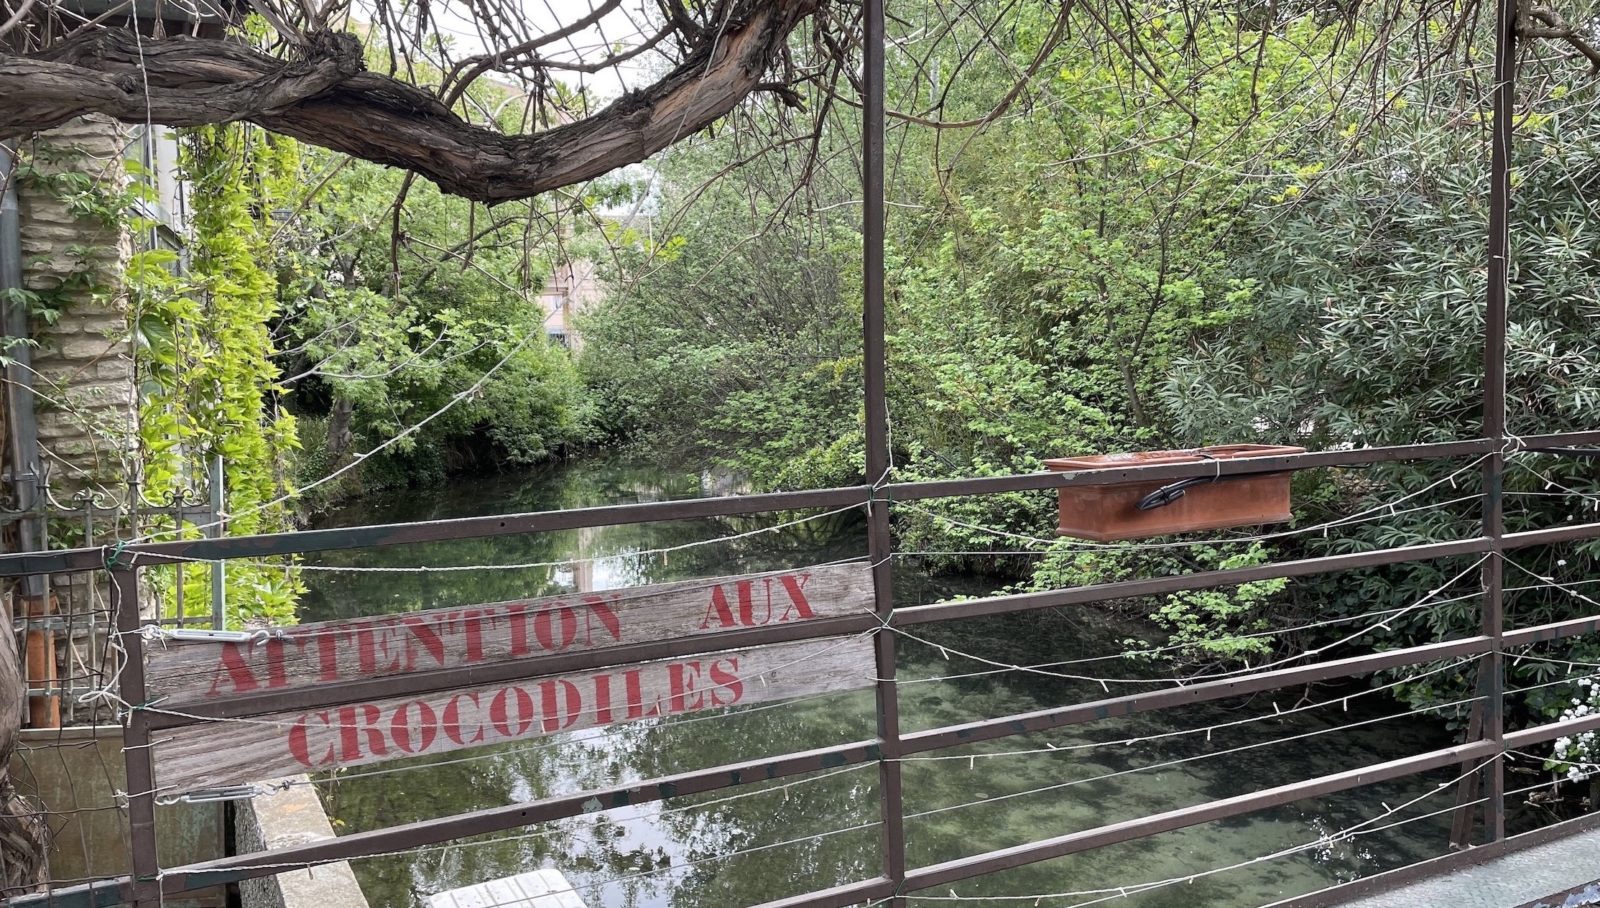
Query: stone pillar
16 115 138 507
10 117 142 723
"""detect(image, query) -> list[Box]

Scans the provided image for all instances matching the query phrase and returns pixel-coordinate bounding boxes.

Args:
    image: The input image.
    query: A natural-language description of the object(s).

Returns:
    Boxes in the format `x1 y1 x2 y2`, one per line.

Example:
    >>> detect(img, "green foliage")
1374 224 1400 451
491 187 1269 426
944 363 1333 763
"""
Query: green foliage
242 40 596 504
579 168 864 490
1023 542 1284 667
133 125 304 624
12 130 302 624
577 0 1598 738
9 150 142 327
272 142 592 505
1152 548 1286 662
582 0 1350 648
1165 60 1600 715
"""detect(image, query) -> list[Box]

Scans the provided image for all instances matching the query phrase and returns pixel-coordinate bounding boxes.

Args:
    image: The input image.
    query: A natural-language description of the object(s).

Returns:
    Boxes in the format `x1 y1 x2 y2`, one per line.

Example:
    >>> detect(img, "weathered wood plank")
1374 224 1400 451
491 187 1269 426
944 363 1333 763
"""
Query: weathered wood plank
153 635 875 792
146 561 873 707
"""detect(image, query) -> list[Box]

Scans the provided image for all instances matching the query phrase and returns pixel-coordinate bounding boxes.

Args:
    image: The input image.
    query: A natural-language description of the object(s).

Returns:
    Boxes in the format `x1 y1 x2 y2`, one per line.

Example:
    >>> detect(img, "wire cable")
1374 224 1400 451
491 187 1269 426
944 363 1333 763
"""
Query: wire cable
893 657 1475 764
907 758 1496 904
886 555 1487 689
901 693 1484 821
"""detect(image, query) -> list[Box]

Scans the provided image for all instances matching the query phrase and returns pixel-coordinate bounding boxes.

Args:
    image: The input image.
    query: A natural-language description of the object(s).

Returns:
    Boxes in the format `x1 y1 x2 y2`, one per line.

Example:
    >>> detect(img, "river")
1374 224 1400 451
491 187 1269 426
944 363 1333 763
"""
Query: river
298 452 1463 908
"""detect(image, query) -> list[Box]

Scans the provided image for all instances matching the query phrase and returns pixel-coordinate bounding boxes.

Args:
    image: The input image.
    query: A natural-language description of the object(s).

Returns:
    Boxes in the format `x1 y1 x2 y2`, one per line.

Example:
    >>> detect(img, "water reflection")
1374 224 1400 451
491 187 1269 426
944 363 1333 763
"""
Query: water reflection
302 454 1457 908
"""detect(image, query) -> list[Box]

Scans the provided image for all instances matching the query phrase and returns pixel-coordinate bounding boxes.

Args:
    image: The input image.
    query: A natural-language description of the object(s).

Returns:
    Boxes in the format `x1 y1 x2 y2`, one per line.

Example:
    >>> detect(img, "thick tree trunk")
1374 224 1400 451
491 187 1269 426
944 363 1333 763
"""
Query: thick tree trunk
0 592 48 897
0 0 817 203
325 395 354 463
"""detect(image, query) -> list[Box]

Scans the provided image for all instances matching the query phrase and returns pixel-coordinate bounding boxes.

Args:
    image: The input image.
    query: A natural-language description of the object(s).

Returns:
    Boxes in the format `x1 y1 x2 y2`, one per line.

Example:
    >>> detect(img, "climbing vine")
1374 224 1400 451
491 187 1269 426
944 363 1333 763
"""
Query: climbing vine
132 124 302 624
6 146 121 338
6 126 302 623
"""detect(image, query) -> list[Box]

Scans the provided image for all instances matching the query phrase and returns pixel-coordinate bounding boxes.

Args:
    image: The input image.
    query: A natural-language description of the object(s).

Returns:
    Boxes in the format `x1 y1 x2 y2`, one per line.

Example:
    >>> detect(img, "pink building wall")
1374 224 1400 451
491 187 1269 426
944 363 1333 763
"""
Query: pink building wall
539 257 601 349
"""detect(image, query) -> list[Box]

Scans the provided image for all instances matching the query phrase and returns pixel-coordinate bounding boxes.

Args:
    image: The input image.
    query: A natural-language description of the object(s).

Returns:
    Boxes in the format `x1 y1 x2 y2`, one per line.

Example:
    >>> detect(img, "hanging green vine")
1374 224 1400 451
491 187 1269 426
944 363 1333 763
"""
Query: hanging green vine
8 124 302 623
133 124 302 624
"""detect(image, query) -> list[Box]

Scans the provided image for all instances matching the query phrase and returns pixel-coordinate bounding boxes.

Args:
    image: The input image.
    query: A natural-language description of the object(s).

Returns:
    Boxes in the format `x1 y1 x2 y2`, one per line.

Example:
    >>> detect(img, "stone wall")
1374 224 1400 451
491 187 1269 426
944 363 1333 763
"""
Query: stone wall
16 115 138 506
8 117 145 719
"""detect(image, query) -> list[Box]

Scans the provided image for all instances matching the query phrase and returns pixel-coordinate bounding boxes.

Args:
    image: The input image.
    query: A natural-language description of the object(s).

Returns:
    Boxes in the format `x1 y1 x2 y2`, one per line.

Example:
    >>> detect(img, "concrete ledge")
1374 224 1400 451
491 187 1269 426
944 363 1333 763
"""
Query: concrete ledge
1331 824 1600 908
234 777 369 908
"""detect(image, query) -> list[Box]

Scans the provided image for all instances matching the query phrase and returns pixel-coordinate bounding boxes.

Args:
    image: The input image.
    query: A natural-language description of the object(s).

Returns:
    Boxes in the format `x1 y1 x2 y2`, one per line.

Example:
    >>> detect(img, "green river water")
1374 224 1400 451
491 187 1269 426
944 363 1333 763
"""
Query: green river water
299 453 1465 908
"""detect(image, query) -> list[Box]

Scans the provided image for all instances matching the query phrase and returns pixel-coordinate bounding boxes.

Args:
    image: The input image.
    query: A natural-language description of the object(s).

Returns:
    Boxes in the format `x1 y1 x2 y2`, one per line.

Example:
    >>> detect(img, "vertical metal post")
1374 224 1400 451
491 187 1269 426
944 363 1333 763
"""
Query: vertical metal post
0 143 40 565
209 453 226 629
1480 0 1516 844
863 0 907 898
1448 693 1486 847
2 142 57 729
112 566 163 906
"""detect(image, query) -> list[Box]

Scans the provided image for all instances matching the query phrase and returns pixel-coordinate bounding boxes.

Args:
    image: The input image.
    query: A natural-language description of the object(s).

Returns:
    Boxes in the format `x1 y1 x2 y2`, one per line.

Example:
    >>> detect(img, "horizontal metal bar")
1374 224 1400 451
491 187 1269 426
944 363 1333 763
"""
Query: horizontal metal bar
888 439 1494 502
1515 429 1600 449
1503 521 1600 550
6 434 1568 578
901 635 1492 754
0 485 873 576
892 537 1493 626
902 739 1499 893
153 738 882 895
1505 712 1600 749
147 613 881 727
10 432 1600 579
7 878 129 908
1504 615 1600 648
744 877 898 908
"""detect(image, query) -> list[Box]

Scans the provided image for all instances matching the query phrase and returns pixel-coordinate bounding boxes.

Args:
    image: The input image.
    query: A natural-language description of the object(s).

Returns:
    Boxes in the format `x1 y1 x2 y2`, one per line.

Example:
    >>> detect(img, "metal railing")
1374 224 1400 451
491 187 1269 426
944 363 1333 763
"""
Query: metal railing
4 0 1596 902
3 430 1600 907
1 462 227 728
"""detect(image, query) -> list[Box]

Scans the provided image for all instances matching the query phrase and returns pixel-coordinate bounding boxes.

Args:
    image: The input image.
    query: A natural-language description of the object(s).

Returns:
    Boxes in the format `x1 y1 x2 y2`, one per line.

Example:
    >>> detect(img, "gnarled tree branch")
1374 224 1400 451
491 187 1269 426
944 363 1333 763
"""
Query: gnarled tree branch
1520 5 1600 72
0 0 817 202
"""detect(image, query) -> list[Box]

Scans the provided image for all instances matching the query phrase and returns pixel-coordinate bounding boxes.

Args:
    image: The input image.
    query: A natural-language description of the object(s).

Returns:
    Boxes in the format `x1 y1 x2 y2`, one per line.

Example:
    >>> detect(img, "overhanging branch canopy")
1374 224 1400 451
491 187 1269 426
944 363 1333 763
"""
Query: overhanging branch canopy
0 0 817 202
4 0 1584 205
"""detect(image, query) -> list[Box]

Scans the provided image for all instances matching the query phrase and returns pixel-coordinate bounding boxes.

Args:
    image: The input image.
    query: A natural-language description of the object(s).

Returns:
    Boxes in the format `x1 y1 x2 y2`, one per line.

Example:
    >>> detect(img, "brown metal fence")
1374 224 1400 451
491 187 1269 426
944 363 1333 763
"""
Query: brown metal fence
5 0 1600 905
5 433 1600 907
2 479 225 730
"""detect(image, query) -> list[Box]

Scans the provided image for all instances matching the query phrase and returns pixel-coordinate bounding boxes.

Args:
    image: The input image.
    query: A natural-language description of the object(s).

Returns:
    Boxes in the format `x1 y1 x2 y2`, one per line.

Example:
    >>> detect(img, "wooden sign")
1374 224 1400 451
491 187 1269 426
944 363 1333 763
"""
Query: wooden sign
145 561 873 707
153 635 875 792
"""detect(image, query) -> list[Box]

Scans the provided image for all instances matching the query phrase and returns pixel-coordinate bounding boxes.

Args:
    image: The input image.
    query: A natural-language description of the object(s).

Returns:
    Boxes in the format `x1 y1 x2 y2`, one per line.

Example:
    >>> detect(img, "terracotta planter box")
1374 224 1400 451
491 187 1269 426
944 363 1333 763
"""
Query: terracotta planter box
1042 444 1305 541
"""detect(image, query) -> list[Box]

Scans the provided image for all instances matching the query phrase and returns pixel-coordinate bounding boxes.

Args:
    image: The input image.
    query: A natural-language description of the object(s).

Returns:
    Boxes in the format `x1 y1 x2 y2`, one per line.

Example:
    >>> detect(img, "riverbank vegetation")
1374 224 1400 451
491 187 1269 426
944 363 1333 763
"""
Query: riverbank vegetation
18 0 1600 890
577 0 1600 734
274 142 594 504
53 0 1600 752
